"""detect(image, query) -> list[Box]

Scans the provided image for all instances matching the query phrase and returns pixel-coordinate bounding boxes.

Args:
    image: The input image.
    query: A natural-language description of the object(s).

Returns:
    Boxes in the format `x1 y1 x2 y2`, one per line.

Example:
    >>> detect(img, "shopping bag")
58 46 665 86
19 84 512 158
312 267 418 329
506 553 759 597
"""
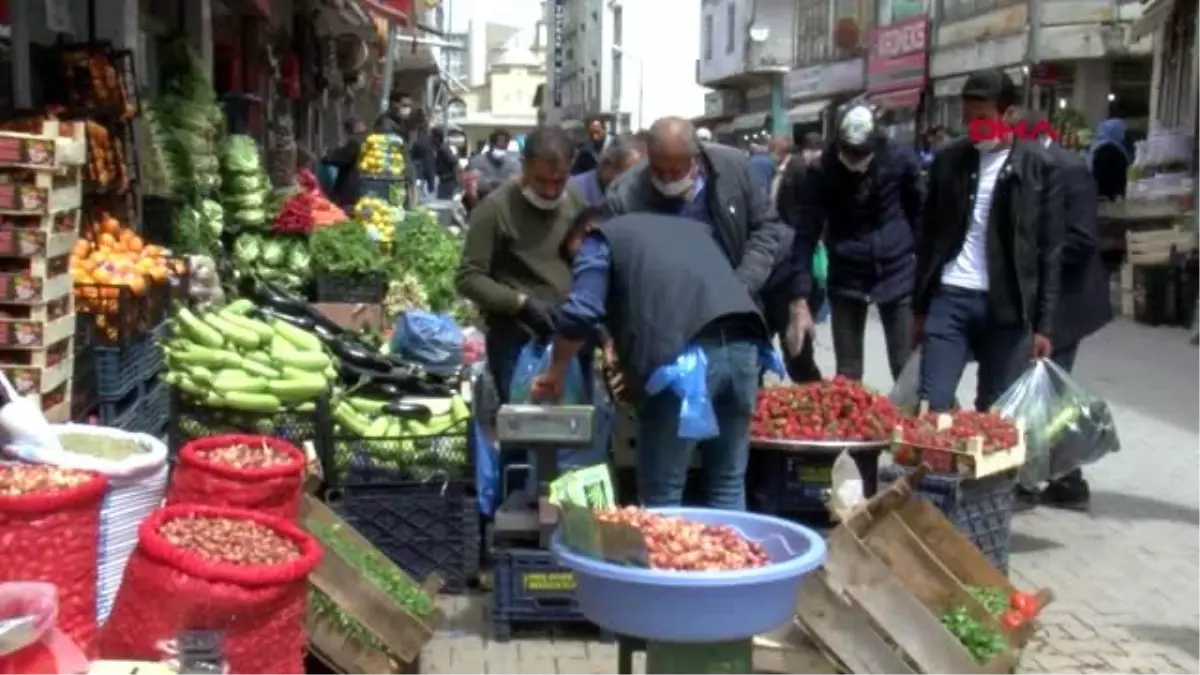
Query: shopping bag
645 345 719 440
0 583 89 675
509 340 587 405
889 347 922 414
993 359 1121 488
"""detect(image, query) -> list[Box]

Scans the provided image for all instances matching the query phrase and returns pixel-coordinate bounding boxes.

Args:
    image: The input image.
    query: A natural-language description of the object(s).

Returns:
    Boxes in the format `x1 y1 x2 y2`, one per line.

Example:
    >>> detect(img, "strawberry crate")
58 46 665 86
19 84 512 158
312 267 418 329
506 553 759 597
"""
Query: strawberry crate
889 408 1027 479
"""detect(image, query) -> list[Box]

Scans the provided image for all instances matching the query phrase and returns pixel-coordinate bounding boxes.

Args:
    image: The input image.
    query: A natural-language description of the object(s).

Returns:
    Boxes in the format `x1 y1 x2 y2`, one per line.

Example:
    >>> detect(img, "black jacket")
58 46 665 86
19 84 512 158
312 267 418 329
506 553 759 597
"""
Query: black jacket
760 154 818 324
324 138 363 209
797 139 923 304
916 139 1064 335
1045 142 1112 346
603 142 793 297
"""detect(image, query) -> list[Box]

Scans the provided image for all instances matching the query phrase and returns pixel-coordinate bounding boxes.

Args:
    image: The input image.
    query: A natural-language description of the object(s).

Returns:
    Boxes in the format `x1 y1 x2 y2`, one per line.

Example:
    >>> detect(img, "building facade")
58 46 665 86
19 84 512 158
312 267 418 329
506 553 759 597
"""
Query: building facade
783 0 871 141
541 0 704 130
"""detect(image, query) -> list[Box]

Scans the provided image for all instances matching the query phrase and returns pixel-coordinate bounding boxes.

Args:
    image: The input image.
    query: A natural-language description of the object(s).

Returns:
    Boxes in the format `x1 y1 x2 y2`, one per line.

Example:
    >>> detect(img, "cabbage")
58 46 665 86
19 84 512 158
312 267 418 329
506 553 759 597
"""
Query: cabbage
198 199 223 222
233 234 262 264
221 135 263 174
261 239 287 266
222 191 265 209
288 242 311 274
224 173 263 195
232 209 267 227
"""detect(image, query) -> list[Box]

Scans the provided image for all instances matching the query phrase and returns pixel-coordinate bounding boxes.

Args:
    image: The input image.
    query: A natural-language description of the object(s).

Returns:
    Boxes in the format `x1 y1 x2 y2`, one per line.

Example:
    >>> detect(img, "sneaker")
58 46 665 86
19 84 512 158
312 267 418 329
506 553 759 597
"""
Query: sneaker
1013 485 1040 513
1041 472 1090 510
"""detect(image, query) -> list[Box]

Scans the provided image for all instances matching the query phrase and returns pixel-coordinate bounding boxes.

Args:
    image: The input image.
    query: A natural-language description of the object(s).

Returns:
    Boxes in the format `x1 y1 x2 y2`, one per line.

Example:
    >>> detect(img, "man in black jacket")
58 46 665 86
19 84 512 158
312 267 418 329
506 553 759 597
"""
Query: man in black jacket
604 117 793 310
571 115 613 176
323 117 367 209
914 70 1063 412
797 103 922 382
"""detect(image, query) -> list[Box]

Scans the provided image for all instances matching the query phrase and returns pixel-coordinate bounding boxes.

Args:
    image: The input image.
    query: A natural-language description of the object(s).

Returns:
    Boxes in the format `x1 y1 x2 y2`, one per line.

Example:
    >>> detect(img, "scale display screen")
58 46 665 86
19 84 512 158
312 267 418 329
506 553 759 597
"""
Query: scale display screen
496 404 595 444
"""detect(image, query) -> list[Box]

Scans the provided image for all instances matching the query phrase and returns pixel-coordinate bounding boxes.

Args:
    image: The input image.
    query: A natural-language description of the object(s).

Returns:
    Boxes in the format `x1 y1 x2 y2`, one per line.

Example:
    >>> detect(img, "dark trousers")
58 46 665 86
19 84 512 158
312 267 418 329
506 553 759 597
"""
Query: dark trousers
918 286 1030 412
830 295 913 381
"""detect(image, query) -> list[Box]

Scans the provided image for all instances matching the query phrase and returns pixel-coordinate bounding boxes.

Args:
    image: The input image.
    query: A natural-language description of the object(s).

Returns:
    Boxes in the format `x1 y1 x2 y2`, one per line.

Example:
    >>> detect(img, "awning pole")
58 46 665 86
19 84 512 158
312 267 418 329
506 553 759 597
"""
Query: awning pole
379 22 399 115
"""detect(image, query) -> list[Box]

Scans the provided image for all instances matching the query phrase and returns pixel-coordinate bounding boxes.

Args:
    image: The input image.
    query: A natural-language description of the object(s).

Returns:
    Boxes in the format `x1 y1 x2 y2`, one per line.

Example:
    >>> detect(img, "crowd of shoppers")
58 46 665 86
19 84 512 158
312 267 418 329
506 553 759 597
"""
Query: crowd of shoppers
448 67 1119 513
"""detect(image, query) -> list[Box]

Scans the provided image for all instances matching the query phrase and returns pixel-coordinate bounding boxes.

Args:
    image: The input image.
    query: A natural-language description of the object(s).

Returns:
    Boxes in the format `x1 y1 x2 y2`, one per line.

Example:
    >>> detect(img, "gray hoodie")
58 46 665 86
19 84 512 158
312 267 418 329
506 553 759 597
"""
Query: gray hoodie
467 150 522 197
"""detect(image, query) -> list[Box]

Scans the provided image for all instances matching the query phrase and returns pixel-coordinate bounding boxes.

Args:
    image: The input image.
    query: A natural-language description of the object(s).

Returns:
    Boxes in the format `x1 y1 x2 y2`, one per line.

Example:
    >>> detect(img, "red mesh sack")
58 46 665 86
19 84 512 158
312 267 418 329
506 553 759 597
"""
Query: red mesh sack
166 435 306 520
0 467 106 659
99 504 322 673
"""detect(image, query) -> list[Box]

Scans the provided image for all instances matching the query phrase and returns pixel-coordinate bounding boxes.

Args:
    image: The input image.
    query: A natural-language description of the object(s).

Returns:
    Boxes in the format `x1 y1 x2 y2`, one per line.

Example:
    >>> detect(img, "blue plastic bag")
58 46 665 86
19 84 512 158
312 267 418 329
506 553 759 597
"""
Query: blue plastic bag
391 310 464 368
508 340 587 405
317 162 338 195
645 346 719 441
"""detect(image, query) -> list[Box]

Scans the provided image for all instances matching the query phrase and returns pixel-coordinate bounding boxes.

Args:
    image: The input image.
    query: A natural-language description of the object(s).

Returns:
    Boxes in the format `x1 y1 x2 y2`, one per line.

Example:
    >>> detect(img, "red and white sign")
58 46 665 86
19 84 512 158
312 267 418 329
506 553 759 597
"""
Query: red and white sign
969 118 1059 143
866 15 928 95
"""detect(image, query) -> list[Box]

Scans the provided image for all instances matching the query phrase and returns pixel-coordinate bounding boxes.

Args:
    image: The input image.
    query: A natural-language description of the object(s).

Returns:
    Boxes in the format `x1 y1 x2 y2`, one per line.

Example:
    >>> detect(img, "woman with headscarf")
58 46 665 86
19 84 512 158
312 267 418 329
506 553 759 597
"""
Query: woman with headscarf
1089 118 1130 201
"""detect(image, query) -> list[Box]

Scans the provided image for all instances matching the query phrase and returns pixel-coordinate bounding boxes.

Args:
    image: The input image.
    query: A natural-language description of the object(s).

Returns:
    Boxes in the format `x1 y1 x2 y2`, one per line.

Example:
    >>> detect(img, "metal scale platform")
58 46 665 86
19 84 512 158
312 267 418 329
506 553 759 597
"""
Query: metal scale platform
493 404 596 548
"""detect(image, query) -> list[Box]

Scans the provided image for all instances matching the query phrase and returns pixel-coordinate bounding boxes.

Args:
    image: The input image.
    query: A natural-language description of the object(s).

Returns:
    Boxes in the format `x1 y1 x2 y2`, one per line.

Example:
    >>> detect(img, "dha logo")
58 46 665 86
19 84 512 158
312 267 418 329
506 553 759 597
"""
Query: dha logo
968 118 1059 143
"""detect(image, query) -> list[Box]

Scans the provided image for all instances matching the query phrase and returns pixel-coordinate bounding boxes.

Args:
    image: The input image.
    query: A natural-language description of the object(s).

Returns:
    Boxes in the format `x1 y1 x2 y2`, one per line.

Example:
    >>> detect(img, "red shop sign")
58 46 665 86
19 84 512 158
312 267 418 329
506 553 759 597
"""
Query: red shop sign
867 15 928 94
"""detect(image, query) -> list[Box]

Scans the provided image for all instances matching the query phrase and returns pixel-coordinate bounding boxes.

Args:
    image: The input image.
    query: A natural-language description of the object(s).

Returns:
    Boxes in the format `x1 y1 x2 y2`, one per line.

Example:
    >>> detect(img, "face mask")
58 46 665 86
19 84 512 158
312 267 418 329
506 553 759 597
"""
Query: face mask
491 148 507 159
522 186 562 210
397 106 412 118
838 152 871 173
803 150 822 164
975 139 1001 153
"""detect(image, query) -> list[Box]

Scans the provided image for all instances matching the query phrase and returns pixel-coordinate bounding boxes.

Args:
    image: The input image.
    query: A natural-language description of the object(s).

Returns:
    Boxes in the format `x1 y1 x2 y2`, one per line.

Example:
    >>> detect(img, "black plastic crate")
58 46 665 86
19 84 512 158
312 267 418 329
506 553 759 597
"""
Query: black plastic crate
136 379 170 436
141 196 179 247
878 464 1017 573
491 547 594 642
327 480 480 594
315 273 386 303
92 336 155 401
88 384 143 430
71 346 98 421
326 427 471 488
140 321 169 382
75 282 171 347
748 446 884 523
359 176 409 206
168 389 332 458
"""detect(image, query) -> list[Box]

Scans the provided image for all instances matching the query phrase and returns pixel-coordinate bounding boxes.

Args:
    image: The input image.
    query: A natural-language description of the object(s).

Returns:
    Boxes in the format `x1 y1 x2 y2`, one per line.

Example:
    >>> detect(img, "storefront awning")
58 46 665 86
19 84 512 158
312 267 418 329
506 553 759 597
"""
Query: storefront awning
871 88 922 110
731 112 769 131
357 0 412 25
786 100 832 124
1130 0 1177 41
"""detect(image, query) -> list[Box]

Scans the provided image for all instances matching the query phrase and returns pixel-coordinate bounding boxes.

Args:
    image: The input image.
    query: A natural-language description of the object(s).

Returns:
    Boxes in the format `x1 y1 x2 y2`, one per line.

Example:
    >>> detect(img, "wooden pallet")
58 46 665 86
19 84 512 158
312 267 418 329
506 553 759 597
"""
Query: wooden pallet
301 495 443 673
889 410 1027 479
1119 227 1199 316
795 467 1053 674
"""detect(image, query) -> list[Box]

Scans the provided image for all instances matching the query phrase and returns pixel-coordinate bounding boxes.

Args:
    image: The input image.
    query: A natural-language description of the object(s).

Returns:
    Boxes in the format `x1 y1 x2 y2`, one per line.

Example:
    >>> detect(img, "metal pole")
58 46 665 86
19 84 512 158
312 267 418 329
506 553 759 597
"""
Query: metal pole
637 58 644 131
380 24 399 115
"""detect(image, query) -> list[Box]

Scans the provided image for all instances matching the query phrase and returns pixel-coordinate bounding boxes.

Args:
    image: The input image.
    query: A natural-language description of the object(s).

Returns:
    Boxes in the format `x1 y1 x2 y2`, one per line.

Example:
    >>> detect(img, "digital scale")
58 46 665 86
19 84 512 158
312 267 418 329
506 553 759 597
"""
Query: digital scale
493 404 596 549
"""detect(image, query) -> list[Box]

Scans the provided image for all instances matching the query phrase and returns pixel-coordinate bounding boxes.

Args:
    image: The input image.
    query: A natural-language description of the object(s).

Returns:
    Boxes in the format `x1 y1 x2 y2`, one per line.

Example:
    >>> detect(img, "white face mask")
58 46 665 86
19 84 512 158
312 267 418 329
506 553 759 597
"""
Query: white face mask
838 152 872 173
802 150 822 164
975 139 1001 153
491 148 507 159
652 175 694 198
522 186 563 210
397 106 412 117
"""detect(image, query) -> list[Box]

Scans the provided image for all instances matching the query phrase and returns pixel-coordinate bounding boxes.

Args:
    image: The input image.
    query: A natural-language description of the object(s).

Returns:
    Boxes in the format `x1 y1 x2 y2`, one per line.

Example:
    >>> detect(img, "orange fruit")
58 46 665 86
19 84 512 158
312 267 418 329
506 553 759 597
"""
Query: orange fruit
127 235 143 253
73 240 90 257
98 233 117 249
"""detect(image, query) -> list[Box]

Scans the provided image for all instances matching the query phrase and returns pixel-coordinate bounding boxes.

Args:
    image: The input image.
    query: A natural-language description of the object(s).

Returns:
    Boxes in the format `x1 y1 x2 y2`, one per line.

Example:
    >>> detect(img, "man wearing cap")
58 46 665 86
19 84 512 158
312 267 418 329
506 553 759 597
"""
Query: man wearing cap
793 103 923 383
914 69 1063 413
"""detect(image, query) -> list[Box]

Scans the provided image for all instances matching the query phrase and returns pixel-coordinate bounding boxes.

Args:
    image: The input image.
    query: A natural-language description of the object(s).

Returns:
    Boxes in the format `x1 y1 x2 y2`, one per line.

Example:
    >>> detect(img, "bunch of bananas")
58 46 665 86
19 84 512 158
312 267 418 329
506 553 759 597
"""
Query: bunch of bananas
352 196 397 243
357 134 407 177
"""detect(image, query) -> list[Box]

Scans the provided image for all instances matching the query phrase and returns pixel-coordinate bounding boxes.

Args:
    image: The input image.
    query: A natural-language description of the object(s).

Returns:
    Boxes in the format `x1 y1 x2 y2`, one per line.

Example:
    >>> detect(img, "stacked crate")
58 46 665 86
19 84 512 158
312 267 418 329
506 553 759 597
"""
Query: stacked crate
0 120 86 422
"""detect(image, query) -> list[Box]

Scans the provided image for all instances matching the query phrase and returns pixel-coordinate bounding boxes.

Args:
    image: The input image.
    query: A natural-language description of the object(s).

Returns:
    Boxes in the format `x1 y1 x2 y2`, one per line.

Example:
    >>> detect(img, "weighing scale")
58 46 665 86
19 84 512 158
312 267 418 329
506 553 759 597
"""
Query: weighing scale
493 404 596 548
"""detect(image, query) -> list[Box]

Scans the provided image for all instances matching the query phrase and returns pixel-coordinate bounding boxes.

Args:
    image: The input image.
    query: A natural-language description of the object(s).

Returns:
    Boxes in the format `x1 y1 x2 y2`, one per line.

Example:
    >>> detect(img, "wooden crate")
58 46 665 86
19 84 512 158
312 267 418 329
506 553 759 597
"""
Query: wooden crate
889 412 1027 479
1119 227 1199 316
0 120 87 172
795 467 1053 674
753 621 842 674
301 495 443 673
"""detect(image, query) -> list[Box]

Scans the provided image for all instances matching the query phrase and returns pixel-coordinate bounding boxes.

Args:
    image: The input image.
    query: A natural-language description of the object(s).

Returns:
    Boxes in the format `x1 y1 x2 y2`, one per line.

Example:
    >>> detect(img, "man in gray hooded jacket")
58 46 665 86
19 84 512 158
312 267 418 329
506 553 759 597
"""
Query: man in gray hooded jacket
467 128 523 200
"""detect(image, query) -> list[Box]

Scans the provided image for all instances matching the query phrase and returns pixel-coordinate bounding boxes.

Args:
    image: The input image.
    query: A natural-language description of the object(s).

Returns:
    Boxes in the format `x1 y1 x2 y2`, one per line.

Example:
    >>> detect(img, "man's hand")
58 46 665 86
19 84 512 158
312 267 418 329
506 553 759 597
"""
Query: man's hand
601 342 626 399
911 315 925 346
518 296 556 336
1032 333 1053 359
784 300 814 357
531 371 564 402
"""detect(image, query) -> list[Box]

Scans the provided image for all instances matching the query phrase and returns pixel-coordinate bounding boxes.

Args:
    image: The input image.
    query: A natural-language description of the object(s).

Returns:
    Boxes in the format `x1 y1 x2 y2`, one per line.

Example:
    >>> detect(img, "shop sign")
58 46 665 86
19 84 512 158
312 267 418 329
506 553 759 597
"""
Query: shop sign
786 59 865 100
867 15 928 93
552 0 565 107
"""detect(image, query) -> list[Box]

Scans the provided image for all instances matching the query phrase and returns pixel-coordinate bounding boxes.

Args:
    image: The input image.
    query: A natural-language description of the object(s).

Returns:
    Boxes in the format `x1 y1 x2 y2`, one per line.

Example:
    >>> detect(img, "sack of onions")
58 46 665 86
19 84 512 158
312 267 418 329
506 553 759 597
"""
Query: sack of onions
166 434 306 520
100 504 322 673
0 464 107 657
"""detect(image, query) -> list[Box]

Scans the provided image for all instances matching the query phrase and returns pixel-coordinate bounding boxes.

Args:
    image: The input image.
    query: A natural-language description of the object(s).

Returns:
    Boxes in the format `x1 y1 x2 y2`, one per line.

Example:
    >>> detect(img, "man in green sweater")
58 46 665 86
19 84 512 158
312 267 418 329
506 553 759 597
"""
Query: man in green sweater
455 125 585 399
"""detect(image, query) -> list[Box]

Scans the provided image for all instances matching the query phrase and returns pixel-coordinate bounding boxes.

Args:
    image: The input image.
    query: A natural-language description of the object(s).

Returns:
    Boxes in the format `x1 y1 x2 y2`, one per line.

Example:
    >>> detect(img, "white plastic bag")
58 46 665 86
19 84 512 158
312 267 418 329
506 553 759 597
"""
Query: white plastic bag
889 347 922 414
993 359 1121 488
4 425 169 625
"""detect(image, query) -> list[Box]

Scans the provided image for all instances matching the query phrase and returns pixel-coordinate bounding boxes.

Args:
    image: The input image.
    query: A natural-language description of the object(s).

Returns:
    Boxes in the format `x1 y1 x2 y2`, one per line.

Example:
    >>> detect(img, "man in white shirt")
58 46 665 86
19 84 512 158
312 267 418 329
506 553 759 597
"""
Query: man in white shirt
913 70 1064 412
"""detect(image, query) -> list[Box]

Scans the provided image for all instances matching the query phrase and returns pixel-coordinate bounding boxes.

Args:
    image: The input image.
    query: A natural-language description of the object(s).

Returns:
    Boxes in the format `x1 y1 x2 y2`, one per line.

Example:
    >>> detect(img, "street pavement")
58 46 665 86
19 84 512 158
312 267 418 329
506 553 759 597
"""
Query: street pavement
421 317 1200 674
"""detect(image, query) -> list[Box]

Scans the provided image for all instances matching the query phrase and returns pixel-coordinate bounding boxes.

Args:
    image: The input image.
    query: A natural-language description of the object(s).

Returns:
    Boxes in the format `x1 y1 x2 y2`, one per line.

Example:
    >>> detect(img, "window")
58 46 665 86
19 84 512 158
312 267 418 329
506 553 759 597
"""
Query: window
725 3 736 54
703 14 713 60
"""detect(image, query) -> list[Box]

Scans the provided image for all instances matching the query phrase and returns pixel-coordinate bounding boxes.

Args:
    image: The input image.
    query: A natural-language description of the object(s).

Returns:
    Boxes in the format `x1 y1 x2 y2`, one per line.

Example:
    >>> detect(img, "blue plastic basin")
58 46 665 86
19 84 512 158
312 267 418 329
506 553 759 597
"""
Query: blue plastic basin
550 507 827 643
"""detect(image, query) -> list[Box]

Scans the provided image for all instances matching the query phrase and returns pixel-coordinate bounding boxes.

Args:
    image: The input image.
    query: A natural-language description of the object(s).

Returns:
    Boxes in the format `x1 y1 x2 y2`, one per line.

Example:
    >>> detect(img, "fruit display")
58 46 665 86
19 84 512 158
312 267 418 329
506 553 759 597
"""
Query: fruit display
329 393 472 479
751 377 902 442
592 507 770 571
219 135 271 233
172 198 226 256
158 515 301 565
390 208 462 312
161 303 335 413
84 121 131 192
892 411 1021 471
352 196 397 243
357 134 406 177
57 48 135 116
941 586 1042 663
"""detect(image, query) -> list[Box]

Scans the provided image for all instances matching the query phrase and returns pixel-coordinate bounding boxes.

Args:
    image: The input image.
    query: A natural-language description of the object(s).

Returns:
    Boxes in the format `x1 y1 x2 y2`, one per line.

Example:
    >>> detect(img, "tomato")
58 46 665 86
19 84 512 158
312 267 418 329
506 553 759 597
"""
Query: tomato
1000 610 1025 630
1010 591 1039 619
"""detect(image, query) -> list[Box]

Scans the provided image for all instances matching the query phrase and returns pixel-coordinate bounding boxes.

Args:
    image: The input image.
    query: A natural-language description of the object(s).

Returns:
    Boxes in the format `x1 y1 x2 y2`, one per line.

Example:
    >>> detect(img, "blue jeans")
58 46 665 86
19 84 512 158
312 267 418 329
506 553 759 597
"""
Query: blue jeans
919 286 1031 412
636 339 760 511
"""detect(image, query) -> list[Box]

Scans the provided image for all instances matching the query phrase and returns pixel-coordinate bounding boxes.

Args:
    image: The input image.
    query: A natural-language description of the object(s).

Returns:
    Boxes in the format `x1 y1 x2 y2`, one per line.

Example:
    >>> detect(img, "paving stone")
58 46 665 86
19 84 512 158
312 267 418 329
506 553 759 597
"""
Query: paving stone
515 657 560 674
